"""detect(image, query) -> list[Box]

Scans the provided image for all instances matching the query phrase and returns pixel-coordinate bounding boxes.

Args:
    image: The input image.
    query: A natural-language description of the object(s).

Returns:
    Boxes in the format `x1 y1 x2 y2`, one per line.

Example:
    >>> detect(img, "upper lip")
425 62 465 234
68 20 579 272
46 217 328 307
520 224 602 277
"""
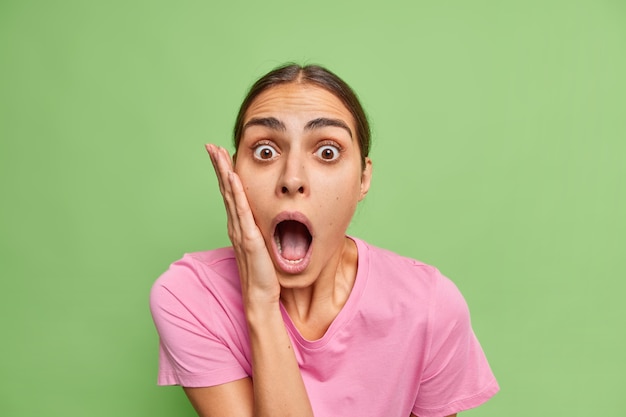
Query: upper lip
271 211 314 236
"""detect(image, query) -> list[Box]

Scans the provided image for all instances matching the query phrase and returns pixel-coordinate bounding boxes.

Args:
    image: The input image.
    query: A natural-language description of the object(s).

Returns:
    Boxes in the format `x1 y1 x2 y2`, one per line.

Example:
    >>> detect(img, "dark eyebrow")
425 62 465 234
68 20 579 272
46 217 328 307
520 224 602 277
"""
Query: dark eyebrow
304 118 353 138
243 117 286 133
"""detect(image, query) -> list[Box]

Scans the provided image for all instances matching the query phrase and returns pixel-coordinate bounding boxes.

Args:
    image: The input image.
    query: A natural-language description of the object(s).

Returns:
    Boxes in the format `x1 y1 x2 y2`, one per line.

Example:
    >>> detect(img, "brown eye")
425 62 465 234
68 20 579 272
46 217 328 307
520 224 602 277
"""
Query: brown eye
253 145 278 160
315 145 340 161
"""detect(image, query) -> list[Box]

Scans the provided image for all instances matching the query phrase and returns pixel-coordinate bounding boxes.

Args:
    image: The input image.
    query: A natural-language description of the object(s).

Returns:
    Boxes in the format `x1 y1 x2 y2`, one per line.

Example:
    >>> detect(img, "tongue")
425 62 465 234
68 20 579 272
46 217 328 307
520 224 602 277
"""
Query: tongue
278 221 311 261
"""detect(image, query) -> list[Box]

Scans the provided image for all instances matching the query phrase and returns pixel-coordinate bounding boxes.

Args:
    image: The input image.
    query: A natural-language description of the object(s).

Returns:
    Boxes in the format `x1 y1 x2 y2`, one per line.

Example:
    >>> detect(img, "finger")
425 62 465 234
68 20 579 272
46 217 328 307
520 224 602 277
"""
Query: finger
206 145 235 203
227 170 265 251
215 147 246 244
214 146 233 192
205 144 241 240
205 144 227 196
215 147 240 227
217 145 234 170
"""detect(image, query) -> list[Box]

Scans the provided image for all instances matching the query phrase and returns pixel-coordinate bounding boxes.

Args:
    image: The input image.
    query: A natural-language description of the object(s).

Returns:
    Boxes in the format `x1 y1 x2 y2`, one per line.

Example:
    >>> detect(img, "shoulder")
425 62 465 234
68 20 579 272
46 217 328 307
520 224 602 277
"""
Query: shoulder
355 237 470 323
356 237 437 273
355 237 452 293
353 238 469 321
152 247 237 287
149 248 252 387
150 247 241 316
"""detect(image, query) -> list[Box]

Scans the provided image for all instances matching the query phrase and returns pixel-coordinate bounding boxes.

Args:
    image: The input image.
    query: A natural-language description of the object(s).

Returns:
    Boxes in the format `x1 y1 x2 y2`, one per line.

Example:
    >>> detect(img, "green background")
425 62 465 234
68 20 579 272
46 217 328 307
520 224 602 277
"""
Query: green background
1 0 625 415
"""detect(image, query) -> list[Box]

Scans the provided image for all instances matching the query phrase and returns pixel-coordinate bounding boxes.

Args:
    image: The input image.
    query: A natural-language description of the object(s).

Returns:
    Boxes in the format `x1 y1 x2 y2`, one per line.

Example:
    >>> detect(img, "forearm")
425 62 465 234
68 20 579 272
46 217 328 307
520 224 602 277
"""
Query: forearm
246 303 314 417
206 144 313 416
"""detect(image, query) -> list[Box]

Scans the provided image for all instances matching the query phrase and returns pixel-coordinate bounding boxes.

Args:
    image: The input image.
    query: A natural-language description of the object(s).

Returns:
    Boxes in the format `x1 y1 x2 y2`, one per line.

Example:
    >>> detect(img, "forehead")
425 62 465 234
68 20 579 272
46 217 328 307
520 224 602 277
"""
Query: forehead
244 83 355 127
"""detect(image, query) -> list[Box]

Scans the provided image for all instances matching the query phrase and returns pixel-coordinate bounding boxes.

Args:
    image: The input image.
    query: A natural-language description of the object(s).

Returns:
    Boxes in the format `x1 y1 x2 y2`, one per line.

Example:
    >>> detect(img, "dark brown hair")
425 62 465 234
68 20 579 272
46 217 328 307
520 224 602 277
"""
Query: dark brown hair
233 63 371 167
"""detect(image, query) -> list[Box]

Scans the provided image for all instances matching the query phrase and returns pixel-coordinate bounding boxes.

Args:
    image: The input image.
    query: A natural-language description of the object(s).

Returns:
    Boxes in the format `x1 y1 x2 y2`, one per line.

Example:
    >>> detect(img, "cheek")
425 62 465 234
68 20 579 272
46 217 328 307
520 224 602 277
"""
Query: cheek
237 173 267 215
242 183 266 213
317 177 360 217
242 187 275 237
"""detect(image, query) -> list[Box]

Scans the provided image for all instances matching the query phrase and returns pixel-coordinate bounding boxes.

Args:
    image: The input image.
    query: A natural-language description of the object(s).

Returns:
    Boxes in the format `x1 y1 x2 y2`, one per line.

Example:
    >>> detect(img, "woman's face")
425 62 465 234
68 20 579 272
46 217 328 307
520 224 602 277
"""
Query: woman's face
234 83 372 287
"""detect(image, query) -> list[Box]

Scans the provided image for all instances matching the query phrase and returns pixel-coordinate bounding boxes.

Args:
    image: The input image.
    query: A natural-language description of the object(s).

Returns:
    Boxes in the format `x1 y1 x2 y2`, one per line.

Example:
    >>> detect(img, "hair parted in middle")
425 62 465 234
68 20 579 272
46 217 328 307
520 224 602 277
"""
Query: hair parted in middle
233 63 371 168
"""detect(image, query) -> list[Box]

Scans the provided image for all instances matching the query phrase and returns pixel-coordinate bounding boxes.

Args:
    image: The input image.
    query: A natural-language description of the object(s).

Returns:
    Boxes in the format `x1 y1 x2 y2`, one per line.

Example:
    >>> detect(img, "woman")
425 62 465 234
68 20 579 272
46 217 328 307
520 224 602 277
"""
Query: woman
150 64 499 417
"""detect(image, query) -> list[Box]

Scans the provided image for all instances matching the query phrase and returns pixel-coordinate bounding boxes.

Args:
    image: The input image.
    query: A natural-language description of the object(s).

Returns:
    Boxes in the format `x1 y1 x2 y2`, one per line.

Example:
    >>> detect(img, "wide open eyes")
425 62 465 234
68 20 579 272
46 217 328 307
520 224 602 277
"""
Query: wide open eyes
315 144 341 162
251 142 341 162
253 144 279 161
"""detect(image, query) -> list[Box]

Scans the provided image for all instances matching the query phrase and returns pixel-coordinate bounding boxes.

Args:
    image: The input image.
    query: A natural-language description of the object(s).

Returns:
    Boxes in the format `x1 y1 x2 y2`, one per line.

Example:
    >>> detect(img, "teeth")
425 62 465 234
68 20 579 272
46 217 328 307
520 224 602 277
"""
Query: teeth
275 235 282 253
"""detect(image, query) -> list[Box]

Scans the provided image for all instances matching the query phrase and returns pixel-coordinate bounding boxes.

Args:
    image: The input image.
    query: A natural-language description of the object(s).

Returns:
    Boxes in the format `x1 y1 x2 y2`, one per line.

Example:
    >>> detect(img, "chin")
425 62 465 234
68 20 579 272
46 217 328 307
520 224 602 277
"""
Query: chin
275 268 320 289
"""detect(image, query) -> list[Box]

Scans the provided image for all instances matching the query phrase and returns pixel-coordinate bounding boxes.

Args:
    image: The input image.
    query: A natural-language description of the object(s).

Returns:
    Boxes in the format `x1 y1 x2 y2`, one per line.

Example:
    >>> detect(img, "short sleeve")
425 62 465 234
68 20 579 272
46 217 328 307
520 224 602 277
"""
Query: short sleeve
149 256 250 387
412 272 499 417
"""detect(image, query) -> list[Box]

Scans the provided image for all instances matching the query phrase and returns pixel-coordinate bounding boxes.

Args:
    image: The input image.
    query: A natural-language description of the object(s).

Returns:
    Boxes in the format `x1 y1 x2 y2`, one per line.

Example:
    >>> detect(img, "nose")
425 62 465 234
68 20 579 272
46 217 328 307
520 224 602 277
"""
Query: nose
277 152 307 196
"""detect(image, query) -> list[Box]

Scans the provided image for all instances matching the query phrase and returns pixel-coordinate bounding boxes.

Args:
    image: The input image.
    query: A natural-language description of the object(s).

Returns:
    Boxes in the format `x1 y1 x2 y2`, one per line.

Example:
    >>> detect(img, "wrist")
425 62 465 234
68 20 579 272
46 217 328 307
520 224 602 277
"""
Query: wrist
244 298 282 325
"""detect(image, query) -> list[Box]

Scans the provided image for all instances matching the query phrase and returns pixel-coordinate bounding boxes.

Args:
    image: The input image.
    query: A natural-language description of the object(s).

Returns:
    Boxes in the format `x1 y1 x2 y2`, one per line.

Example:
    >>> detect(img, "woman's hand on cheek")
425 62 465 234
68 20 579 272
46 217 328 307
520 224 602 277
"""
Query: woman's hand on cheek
205 144 281 307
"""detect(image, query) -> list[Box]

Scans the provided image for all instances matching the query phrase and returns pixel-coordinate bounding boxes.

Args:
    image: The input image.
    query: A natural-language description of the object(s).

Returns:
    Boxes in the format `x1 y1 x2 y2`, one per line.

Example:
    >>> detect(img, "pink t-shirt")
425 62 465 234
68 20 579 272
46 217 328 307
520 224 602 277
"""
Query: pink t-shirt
150 237 499 417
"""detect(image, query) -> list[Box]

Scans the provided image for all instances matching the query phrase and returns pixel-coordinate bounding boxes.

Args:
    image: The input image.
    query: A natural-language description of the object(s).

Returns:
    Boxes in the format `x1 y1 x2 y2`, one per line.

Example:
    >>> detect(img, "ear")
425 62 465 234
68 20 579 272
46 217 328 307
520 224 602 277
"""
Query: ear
358 157 372 201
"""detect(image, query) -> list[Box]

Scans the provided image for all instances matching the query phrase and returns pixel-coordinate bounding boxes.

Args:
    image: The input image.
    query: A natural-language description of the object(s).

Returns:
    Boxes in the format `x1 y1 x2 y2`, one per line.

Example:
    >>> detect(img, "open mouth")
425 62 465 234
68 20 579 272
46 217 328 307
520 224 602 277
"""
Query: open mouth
274 220 313 264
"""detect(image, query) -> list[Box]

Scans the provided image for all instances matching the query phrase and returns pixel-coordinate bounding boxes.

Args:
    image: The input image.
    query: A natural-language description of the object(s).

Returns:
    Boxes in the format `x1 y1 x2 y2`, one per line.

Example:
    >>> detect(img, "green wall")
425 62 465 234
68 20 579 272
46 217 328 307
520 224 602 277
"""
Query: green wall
1 0 625 415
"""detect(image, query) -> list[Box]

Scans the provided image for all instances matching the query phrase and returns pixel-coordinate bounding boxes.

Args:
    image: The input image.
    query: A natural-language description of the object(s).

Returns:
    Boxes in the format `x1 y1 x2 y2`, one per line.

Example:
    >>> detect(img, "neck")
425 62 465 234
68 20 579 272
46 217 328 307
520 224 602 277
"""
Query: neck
279 237 358 340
